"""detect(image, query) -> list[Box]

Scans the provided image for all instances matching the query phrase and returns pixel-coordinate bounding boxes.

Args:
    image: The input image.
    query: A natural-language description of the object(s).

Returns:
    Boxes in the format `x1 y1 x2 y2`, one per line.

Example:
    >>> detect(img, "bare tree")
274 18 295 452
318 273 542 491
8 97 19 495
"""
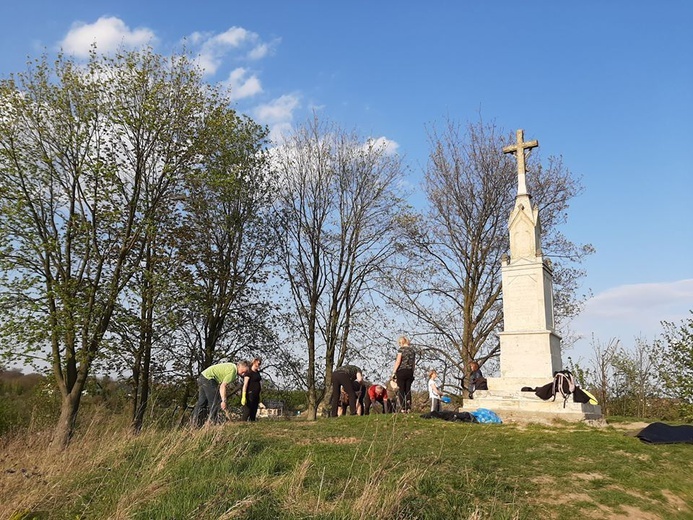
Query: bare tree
587 336 619 416
386 118 593 389
272 116 407 419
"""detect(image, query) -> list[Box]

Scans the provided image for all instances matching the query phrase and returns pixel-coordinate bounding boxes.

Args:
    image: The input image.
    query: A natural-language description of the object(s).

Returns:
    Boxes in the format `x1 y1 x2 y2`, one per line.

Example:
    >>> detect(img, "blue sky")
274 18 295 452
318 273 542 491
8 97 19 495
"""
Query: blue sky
1 1 691 363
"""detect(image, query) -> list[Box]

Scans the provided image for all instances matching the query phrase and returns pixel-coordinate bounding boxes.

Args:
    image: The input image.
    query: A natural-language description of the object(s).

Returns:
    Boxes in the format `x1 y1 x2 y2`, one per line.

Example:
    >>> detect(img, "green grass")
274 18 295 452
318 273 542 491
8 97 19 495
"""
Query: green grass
1 413 692 519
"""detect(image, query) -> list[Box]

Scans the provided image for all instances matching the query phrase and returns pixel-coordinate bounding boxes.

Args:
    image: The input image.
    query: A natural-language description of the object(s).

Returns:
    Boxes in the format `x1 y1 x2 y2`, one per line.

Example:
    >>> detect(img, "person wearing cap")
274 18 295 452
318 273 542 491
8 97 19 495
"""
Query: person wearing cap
192 361 250 426
363 383 392 414
330 364 363 417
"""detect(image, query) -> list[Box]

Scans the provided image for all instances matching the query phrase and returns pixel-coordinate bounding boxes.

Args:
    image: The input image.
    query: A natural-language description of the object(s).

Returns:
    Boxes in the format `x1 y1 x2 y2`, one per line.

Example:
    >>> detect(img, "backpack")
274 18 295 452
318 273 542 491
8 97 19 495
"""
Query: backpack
572 387 598 405
552 370 576 407
534 382 554 400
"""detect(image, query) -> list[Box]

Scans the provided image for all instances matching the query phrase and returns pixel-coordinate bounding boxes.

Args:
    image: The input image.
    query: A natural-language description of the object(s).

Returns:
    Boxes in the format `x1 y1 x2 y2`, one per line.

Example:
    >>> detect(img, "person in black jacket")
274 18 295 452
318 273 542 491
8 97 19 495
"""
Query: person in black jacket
241 357 262 421
330 365 363 417
468 361 487 399
391 336 416 412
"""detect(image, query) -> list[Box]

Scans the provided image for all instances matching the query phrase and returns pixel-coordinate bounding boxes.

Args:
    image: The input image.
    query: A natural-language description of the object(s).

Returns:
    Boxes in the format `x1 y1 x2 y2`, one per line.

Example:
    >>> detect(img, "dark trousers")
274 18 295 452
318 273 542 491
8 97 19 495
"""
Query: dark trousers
364 394 391 415
331 372 357 417
396 368 414 412
192 375 221 426
241 390 260 421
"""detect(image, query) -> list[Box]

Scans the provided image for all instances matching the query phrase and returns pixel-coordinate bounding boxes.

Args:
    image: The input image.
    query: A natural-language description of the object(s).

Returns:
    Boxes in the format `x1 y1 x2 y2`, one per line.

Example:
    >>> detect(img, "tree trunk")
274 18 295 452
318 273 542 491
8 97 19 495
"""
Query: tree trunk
132 261 154 433
51 392 81 452
306 387 318 421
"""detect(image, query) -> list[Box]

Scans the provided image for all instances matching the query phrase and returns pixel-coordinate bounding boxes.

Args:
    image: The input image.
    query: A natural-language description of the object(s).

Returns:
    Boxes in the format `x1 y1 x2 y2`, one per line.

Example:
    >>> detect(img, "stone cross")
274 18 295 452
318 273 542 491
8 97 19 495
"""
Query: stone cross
503 129 538 197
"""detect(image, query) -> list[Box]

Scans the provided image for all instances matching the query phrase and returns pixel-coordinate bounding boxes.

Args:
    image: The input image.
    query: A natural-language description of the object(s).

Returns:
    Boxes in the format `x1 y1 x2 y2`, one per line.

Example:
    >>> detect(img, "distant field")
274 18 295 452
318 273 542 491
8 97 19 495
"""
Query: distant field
1 412 691 519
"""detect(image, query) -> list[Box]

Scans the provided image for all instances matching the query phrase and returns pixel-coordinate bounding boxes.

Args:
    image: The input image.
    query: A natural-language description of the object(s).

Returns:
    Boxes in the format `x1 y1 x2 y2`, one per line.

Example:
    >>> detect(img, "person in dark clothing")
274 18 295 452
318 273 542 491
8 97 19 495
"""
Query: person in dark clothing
337 380 366 416
241 357 262 421
353 379 367 415
467 361 488 399
391 336 416 412
330 365 363 417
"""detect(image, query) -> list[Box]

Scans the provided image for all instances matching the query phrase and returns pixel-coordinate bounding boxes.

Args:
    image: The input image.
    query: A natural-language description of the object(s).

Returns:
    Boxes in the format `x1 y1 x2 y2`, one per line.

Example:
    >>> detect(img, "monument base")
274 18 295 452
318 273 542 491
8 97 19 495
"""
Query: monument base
462 380 604 425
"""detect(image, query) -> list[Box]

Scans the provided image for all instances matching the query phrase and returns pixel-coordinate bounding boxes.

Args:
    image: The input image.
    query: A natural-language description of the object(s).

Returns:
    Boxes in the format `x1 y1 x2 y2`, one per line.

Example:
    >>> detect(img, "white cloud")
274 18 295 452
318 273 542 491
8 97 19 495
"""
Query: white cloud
364 136 400 156
248 43 271 60
569 279 693 357
252 94 301 145
224 67 263 101
60 16 156 58
215 27 250 47
254 94 301 125
189 26 277 76
578 279 693 320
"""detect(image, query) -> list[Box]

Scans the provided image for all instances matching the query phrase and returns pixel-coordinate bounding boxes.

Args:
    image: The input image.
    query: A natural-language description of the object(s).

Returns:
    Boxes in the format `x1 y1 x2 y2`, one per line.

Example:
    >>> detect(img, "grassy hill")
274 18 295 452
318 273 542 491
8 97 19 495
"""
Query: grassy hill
1 411 691 519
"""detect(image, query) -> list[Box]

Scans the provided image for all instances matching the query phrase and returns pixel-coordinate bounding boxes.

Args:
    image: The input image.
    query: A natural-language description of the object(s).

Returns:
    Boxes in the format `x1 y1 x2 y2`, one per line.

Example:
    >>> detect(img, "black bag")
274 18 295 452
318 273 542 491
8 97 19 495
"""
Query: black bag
572 386 591 404
534 382 554 400
421 410 477 422
534 370 577 407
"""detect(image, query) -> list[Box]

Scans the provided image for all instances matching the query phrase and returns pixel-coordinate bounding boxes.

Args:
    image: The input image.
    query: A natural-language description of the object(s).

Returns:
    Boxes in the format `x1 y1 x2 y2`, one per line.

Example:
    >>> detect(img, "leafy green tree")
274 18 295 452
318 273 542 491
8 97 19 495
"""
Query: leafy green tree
0 48 222 448
610 336 660 418
658 311 693 420
174 108 276 372
105 204 181 432
102 107 276 430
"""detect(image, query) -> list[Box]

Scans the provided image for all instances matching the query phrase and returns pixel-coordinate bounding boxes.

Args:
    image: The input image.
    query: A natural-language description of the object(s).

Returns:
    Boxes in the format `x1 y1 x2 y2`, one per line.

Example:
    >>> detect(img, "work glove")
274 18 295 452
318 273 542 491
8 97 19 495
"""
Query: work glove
241 393 247 406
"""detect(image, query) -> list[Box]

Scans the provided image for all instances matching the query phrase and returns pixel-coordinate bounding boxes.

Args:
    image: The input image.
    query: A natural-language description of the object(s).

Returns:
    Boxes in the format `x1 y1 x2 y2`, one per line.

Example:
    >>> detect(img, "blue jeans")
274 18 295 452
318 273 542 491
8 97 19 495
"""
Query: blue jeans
192 374 221 426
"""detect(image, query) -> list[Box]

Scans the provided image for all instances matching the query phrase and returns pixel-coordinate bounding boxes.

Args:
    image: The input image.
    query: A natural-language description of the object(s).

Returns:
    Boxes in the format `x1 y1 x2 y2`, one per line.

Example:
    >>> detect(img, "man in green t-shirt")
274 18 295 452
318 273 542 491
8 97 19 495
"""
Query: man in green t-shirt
192 361 250 426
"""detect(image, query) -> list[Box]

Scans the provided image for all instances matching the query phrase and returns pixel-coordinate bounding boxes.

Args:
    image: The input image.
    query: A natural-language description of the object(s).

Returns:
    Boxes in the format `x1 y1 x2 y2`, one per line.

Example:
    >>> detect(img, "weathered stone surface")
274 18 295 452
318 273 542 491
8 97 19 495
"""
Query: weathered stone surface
464 130 601 425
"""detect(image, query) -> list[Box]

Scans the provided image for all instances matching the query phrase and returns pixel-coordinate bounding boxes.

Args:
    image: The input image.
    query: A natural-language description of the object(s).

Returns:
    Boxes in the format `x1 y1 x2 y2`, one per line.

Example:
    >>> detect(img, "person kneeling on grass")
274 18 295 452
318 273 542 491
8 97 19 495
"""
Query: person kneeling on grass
192 361 250 427
330 365 363 417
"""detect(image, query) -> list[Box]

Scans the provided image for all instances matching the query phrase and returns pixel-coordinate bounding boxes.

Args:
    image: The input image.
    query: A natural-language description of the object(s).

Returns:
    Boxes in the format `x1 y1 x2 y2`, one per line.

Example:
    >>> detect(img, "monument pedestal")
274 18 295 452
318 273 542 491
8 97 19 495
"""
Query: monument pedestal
462 385 604 425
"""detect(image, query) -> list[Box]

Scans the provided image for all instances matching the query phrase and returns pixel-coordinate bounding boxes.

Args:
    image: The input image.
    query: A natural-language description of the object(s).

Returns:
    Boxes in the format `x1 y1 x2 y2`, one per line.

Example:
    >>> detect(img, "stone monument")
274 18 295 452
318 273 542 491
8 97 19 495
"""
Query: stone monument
464 129 602 423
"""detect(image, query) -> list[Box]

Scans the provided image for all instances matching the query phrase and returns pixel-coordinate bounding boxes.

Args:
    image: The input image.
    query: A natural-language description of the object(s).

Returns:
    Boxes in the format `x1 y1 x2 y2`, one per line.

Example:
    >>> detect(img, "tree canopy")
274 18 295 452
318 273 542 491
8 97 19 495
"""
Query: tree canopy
0 47 272 446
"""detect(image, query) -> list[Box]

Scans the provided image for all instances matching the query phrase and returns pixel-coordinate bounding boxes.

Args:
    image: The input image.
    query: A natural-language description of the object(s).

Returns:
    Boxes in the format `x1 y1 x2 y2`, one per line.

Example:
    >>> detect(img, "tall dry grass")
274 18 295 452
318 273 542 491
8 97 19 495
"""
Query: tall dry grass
1 408 130 518
3 411 687 519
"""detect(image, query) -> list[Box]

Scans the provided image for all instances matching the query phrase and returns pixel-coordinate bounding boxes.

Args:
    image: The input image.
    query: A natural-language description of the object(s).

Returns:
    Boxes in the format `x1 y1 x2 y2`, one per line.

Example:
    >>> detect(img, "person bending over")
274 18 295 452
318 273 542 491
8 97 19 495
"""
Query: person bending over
331 365 363 417
364 384 392 414
192 361 250 426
